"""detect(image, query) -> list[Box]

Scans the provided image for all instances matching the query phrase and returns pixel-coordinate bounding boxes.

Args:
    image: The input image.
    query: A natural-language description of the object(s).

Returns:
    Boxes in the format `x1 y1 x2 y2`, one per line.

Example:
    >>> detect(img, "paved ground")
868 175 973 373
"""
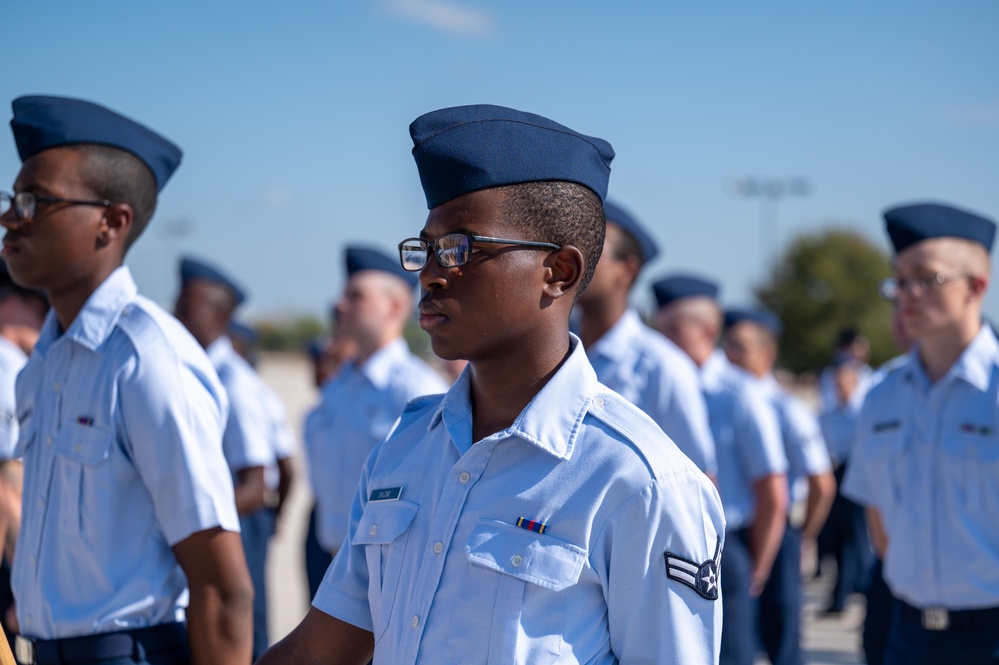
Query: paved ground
258 353 871 664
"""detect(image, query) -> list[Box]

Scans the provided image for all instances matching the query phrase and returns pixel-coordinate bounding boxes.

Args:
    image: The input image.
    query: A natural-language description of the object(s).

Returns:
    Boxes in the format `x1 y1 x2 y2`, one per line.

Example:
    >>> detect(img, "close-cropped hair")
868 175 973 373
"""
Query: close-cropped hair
499 181 606 299
75 144 158 250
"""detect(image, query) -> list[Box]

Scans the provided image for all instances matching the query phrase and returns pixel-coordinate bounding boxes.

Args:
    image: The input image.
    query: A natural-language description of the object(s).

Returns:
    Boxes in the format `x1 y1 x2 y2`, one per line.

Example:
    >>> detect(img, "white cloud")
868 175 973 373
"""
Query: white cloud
379 0 495 38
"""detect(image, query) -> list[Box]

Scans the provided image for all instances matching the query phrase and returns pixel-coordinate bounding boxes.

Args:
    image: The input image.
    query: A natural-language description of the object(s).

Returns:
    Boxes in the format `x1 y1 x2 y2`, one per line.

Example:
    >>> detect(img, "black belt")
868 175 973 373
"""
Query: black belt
897 599 999 632
15 622 187 665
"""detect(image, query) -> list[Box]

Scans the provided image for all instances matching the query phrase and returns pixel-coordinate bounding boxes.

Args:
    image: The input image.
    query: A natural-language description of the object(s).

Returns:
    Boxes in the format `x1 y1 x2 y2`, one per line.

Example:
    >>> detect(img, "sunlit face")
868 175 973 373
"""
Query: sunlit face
416 187 554 362
893 238 980 341
334 271 399 346
655 300 716 364
723 321 773 377
1 147 109 294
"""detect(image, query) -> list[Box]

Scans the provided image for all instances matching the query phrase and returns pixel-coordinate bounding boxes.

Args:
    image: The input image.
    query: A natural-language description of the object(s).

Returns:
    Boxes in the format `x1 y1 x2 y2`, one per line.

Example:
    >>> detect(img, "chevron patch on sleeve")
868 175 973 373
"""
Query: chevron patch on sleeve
664 536 721 601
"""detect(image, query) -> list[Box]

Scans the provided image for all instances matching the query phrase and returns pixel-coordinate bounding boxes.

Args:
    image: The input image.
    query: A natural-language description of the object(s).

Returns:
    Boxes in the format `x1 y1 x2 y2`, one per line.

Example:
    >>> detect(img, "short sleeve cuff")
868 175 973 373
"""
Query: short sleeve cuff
312 585 374 633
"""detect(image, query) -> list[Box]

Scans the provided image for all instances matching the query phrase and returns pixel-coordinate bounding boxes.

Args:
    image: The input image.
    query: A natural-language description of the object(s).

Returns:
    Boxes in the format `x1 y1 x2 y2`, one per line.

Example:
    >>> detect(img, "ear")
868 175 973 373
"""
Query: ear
620 255 642 290
542 246 584 301
969 275 989 298
99 202 134 247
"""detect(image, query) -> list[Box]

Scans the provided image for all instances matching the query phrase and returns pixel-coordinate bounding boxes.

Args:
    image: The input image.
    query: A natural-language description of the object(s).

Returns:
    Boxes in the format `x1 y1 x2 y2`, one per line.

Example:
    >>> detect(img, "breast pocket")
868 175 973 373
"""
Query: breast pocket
448 518 587 665
944 430 999 509
53 424 114 537
351 499 419 641
857 429 906 510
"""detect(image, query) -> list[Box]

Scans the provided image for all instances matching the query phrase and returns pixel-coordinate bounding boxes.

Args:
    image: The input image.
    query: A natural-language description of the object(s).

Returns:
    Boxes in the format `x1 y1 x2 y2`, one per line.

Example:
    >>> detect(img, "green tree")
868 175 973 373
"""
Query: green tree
755 228 896 374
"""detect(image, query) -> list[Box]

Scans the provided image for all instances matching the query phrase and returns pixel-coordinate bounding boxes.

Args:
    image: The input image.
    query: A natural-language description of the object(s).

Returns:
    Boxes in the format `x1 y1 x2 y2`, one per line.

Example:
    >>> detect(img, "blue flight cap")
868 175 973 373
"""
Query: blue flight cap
603 200 659 264
723 308 782 336
410 104 615 209
228 320 259 346
345 245 418 288
10 95 182 190
179 257 247 307
652 274 719 308
884 202 996 254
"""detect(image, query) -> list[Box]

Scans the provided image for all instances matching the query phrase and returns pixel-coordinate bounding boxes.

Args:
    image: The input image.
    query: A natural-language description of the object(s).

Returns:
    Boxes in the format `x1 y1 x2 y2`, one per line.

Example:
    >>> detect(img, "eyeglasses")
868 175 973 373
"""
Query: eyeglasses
878 272 970 300
398 232 560 272
0 191 112 222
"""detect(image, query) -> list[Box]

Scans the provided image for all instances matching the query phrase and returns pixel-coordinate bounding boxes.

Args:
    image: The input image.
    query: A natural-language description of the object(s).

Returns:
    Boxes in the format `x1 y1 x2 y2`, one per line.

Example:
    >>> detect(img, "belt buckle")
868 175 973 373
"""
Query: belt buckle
922 607 950 631
14 635 34 665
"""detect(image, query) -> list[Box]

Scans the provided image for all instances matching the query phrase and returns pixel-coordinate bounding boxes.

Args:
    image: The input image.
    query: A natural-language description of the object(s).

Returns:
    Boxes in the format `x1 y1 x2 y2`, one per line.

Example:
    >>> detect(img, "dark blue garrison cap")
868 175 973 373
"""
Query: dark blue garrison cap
10 95 182 190
410 104 615 209
652 274 719 309
724 308 782 336
345 245 418 288
884 202 996 254
180 257 247 306
603 200 659 264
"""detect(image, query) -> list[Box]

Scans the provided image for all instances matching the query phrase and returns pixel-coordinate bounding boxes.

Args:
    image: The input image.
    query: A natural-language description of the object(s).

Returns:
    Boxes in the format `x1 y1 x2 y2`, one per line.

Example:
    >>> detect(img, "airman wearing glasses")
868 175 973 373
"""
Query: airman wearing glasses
2 95 253 664
842 202 999 665
258 104 725 665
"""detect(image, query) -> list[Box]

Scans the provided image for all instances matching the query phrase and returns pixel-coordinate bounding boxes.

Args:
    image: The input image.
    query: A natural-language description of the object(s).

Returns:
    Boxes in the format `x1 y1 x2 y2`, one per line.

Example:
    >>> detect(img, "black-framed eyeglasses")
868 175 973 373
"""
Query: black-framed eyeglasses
878 272 970 300
398 232 561 271
0 191 112 222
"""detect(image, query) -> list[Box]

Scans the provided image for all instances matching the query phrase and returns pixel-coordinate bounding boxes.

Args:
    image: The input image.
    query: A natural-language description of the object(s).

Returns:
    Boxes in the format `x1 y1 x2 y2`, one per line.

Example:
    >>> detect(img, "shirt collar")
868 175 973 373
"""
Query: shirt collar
903 324 999 393
430 334 599 461
35 266 137 354
206 335 235 367
587 309 643 362
357 338 411 390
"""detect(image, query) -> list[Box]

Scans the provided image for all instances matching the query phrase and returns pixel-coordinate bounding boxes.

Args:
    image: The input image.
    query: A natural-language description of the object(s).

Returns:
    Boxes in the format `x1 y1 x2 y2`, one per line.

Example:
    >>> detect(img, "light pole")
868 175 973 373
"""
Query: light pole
727 177 810 273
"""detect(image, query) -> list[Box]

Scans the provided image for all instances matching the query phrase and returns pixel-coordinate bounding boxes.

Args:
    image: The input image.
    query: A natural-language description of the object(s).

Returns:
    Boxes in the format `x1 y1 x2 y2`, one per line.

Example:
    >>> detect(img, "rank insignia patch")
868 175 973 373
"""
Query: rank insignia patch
665 536 721 601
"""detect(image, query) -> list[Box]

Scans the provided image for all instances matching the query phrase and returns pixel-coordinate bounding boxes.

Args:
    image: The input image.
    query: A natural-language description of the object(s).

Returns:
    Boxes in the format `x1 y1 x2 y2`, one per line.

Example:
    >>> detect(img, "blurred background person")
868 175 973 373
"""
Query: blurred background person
175 257 274 660
575 200 716 475
653 275 788 665
723 308 835 665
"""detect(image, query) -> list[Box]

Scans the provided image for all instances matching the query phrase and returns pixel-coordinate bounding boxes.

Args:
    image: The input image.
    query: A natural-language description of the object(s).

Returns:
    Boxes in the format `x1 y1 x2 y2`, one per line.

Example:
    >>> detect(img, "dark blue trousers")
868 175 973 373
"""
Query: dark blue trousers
758 525 802 665
884 602 999 665
240 507 276 661
863 559 893 665
820 464 872 610
305 504 333 601
720 528 757 665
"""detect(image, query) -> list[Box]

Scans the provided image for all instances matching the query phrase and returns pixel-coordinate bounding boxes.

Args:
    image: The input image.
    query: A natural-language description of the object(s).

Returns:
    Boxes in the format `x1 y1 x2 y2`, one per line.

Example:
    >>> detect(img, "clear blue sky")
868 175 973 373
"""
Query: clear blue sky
3 1 998 322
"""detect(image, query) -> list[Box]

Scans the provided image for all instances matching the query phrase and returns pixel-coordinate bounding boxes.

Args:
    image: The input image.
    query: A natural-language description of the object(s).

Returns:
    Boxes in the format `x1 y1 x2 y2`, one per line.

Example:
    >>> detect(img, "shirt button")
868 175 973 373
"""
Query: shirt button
511 554 524 567
459 472 471 484
53 382 61 392
46 436 53 446
433 542 443 554
411 615 420 628
369 524 377 536
37 498 44 509
592 397 605 408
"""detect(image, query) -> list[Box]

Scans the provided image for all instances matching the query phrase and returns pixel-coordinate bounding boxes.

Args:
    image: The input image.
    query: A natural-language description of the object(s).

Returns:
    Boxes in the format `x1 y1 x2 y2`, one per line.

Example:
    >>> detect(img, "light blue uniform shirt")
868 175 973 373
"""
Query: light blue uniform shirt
818 398 860 467
759 375 831 504
207 336 274 475
587 309 717 474
0 336 28 460
305 338 446 552
843 325 999 610
314 336 725 664
700 351 787 530
12 267 238 639
259 382 296 491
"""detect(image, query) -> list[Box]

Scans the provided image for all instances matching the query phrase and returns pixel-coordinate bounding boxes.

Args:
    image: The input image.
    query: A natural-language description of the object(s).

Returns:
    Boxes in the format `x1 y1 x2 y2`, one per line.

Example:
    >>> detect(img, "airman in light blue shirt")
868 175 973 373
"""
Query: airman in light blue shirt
258 104 725 665
843 201 999 664
3 94 252 663
577 200 716 474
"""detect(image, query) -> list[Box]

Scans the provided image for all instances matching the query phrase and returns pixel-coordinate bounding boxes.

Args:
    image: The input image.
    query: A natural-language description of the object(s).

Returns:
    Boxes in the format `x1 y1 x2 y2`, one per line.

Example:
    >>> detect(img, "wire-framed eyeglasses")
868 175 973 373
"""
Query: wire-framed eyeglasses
398 232 560 272
878 272 971 300
0 191 112 222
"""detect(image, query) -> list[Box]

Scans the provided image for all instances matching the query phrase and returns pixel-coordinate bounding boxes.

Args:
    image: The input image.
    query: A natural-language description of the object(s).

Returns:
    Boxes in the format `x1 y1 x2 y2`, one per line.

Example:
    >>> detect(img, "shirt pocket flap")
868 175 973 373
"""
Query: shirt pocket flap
466 518 587 592
862 428 905 460
352 499 419 546
946 431 999 461
54 423 114 466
